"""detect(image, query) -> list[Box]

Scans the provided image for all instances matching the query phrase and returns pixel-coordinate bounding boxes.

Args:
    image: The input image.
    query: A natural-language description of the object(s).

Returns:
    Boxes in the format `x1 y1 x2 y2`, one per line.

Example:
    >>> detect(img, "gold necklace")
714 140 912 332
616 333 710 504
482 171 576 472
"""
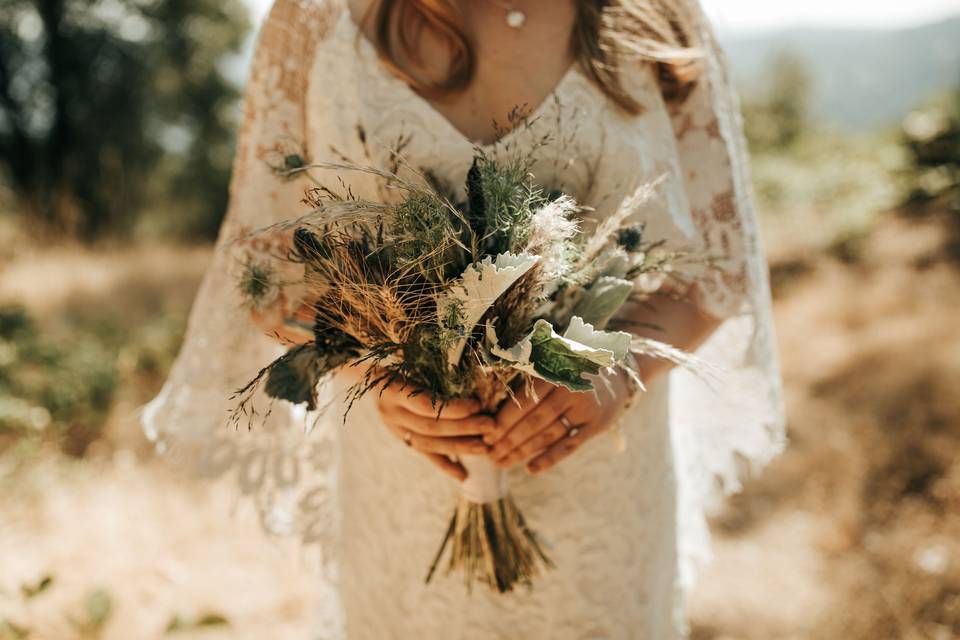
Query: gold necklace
483 0 527 28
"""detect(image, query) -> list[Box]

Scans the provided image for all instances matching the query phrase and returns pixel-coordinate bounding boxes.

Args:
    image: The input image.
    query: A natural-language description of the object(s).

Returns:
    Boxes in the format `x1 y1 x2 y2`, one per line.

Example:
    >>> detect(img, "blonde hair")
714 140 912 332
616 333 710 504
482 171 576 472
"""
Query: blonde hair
368 0 702 114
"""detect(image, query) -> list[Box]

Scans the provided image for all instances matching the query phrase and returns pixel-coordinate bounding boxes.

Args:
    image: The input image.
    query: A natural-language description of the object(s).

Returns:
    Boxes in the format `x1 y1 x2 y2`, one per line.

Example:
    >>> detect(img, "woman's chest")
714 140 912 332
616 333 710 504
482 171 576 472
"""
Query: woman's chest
345 0 578 147
305 12 695 242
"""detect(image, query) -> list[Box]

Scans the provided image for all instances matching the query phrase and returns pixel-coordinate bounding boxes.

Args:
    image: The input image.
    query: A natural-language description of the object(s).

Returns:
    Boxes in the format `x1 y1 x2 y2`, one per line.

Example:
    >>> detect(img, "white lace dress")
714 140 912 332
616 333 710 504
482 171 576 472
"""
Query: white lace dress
142 1 785 637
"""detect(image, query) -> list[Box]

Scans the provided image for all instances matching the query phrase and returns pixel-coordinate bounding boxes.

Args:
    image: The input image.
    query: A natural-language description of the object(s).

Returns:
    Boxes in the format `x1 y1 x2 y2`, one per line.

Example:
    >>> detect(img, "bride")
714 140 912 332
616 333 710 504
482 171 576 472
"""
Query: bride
143 0 785 637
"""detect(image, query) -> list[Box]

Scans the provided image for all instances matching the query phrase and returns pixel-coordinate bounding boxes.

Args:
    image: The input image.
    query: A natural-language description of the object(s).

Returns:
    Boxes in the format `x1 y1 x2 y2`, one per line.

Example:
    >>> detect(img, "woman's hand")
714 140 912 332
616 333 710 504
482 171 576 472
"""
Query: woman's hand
487 292 720 475
374 379 495 482
250 294 315 346
485 370 634 475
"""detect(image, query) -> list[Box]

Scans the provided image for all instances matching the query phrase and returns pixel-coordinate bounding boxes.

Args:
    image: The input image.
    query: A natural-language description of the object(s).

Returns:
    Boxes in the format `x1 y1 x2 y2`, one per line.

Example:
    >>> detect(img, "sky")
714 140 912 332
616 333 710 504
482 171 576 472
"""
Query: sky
244 0 960 33
700 0 959 32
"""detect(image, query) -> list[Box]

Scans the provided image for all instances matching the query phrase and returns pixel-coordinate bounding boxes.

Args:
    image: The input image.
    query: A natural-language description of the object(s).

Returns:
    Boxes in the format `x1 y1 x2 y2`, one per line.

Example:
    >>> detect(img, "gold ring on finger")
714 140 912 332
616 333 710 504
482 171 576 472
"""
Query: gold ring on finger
559 414 579 438
403 430 413 447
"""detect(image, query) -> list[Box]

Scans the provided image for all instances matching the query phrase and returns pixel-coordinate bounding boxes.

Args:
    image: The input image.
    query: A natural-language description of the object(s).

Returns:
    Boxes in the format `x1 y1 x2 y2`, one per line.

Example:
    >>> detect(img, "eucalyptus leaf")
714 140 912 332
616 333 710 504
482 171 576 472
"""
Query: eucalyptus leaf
571 276 633 329
599 250 631 279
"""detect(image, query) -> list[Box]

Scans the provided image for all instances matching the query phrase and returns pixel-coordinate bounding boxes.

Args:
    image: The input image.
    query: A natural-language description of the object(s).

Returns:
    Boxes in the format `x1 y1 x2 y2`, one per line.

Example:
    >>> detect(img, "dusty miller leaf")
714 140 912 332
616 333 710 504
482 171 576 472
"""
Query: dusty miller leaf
571 276 633 329
562 316 632 362
438 252 540 366
486 319 617 391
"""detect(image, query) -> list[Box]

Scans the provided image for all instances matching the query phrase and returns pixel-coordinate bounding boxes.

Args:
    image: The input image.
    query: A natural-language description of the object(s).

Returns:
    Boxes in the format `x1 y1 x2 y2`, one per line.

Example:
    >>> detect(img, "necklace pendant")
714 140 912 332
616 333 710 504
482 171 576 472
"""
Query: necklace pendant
506 9 526 28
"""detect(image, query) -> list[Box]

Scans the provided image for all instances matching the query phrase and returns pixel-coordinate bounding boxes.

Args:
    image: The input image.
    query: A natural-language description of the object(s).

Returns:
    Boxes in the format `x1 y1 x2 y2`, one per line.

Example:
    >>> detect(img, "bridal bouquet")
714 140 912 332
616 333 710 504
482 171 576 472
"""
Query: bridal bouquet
230 146 697 593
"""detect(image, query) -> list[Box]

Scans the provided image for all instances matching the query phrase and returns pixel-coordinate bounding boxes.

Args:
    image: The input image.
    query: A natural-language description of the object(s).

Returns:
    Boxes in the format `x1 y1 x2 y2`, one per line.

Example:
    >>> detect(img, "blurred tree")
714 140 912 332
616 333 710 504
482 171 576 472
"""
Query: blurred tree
742 51 814 151
0 0 249 241
901 86 960 207
900 85 960 259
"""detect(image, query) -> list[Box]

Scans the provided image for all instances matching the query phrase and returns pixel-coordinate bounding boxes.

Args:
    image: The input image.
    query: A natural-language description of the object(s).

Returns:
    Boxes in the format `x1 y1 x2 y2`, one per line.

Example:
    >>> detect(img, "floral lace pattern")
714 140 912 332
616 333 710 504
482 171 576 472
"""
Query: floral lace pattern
141 1 785 637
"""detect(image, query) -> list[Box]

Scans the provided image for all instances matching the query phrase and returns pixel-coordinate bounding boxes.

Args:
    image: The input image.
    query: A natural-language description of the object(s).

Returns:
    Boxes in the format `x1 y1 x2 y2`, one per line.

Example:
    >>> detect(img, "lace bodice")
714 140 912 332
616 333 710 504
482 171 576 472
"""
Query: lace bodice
142 1 785 636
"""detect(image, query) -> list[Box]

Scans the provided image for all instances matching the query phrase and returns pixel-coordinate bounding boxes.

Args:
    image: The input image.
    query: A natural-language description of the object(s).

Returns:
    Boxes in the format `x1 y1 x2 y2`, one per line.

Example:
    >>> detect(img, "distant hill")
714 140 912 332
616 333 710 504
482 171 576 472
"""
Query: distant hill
720 16 960 131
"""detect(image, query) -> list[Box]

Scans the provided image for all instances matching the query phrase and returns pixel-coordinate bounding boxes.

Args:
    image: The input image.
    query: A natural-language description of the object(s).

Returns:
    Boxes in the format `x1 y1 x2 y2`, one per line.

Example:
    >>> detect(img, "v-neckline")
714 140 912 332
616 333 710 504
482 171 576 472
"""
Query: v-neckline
336 7 580 151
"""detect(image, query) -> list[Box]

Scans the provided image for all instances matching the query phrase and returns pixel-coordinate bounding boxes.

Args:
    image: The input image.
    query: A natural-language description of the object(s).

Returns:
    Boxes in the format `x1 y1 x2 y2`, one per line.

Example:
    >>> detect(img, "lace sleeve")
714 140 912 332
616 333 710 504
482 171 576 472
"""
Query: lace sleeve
667 13 750 319
222 0 340 318
663 0 788 591
139 0 347 574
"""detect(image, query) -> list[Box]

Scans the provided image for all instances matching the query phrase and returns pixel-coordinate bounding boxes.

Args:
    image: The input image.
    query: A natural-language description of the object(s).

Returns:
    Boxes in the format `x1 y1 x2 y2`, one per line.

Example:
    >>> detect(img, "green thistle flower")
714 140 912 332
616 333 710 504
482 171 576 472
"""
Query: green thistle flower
238 260 278 309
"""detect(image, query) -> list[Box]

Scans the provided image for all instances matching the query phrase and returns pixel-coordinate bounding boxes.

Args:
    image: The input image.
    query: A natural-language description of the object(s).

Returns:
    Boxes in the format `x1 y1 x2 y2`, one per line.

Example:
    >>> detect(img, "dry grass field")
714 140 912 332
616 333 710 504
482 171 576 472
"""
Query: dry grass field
1 200 958 639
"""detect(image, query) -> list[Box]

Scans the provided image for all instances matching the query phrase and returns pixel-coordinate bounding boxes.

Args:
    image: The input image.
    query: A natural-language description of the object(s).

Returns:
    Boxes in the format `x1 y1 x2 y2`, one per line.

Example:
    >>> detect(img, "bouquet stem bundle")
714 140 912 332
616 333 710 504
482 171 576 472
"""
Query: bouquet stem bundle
426 376 553 592
427 471 553 592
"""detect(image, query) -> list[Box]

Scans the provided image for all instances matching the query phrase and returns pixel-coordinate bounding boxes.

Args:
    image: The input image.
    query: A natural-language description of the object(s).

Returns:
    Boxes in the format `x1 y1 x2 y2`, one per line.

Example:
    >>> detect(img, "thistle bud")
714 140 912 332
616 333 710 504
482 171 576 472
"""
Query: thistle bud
466 158 485 218
284 154 306 170
616 225 644 253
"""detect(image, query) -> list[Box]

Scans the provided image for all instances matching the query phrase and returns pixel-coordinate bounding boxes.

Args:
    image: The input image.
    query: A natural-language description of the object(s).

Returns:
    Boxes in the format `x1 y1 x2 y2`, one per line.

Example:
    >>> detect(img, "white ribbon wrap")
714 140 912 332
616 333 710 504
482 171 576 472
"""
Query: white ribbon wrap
459 455 508 504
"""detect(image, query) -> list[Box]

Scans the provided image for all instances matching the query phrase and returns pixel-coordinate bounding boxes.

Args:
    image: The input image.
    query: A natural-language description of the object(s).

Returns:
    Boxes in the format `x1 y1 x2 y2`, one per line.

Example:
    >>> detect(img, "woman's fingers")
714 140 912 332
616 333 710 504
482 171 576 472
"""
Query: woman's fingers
495 419 569 469
411 433 489 457
488 379 556 444
489 390 570 461
397 408 496 437
435 398 484 420
384 420 489 457
525 420 602 475
378 410 478 480
381 382 481 419
424 453 467 482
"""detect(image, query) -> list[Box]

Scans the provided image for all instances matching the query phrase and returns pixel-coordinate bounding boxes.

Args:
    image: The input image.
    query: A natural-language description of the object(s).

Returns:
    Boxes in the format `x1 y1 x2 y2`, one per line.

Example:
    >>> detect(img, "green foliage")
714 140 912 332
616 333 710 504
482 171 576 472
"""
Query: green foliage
68 589 112 639
0 302 184 456
492 319 615 392
1 575 227 639
401 324 466 398
20 575 54 600
900 87 960 208
0 574 57 640
742 52 813 151
0 305 115 453
527 324 603 391
390 192 468 282
472 153 547 255
164 612 230 634
263 345 328 411
742 54 906 254
260 338 358 412
0 618 28 640
0 0 250 240
571 277 634 330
